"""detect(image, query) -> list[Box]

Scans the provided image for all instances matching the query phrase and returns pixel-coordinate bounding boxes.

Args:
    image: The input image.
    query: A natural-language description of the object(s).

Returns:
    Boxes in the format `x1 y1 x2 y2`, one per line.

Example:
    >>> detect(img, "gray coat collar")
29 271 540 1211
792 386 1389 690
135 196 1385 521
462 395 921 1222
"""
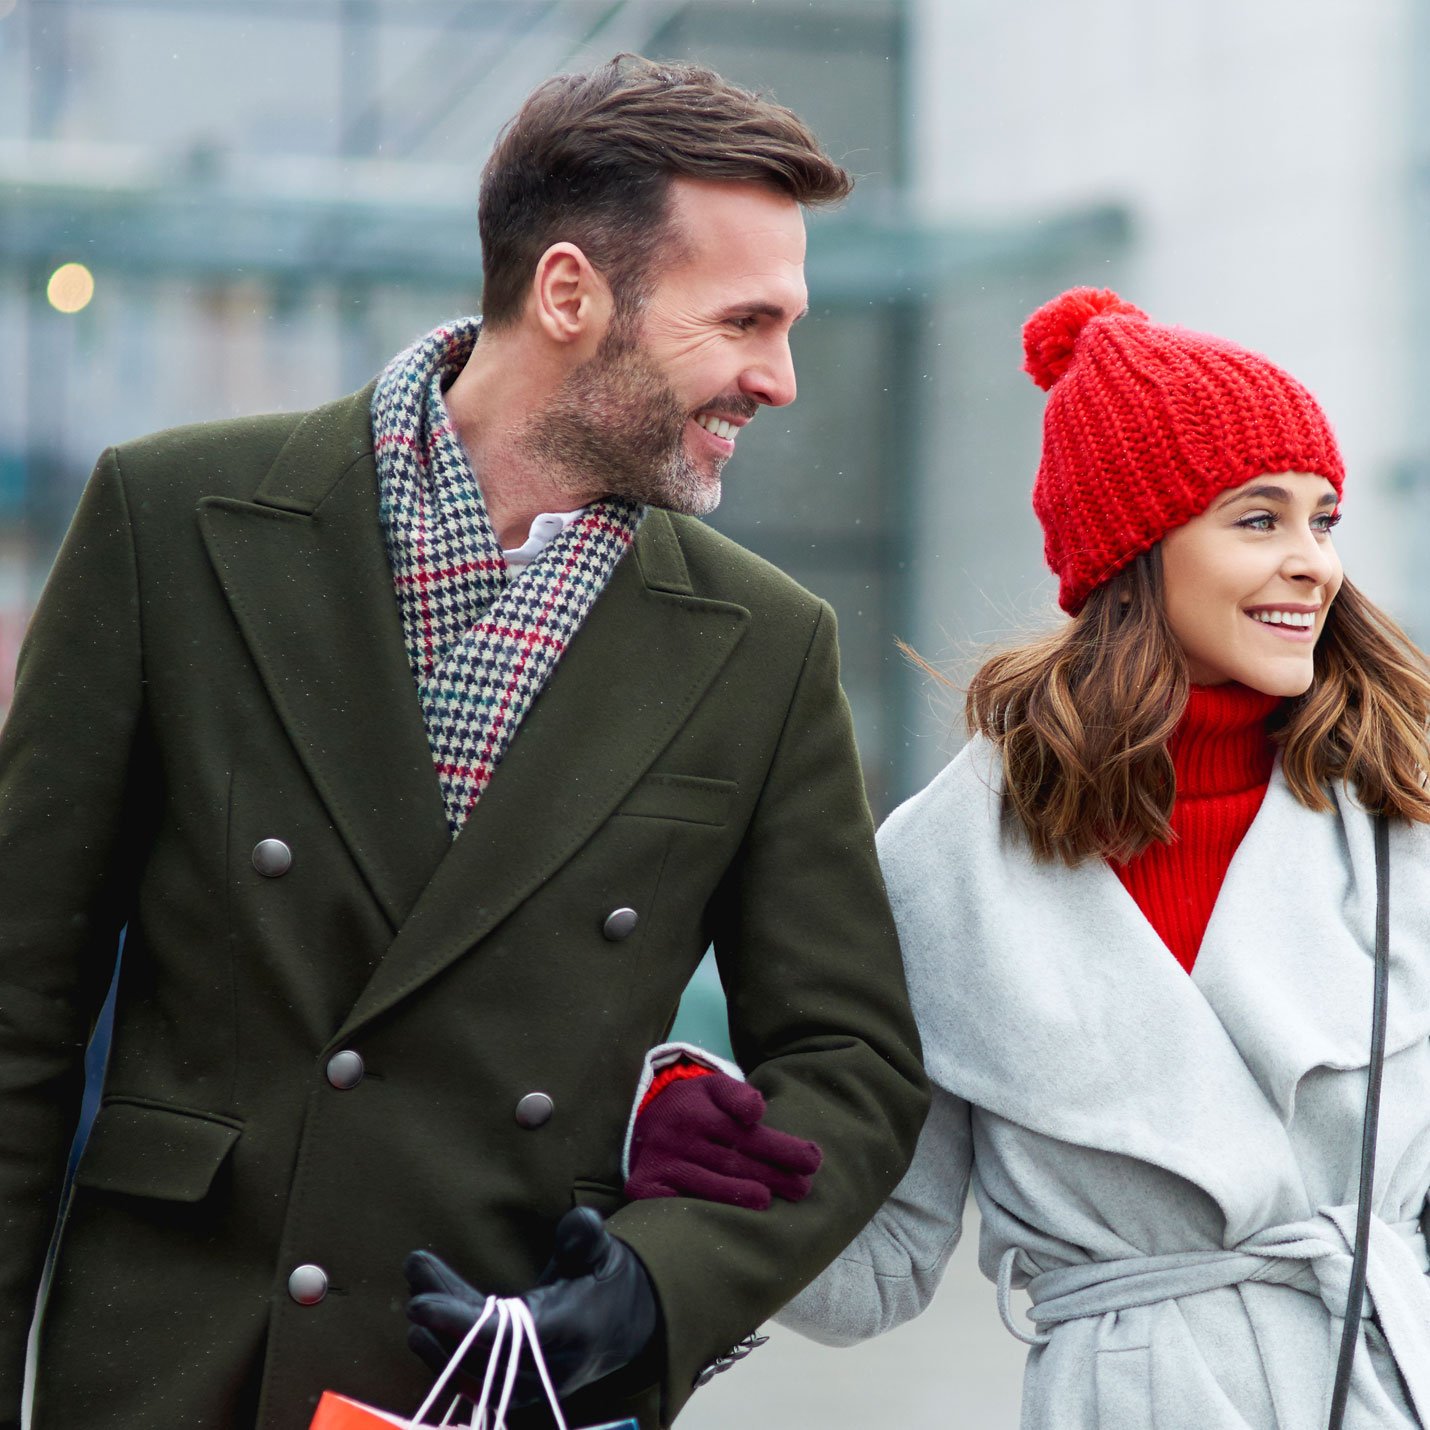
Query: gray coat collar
879 737 1430 1240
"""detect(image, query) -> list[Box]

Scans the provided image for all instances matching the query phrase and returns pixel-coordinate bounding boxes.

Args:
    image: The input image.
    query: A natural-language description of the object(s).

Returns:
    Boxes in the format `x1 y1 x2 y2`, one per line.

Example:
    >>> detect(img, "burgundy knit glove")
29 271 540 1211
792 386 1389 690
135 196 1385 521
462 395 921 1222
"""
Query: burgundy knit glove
625 1071 823 1211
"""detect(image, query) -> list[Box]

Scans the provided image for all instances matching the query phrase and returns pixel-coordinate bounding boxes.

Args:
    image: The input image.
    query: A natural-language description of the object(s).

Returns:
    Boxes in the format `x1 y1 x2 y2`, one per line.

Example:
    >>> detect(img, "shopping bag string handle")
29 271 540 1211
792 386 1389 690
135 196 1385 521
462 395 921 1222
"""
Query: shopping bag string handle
411 1295 569 1430
505 1300 567 1430
413 1297 499 1425
475 1302 514 1429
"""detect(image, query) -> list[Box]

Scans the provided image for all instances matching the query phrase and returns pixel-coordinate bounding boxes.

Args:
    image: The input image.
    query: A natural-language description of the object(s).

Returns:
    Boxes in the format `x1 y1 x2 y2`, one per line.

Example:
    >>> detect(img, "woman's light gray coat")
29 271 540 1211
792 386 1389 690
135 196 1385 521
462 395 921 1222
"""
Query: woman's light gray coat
779 737 1430 1428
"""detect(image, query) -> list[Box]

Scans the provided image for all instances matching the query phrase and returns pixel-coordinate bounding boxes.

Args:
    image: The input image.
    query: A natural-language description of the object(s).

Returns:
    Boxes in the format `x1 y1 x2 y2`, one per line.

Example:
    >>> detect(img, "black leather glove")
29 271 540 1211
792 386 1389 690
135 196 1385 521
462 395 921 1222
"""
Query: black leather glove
405 1207 659 1409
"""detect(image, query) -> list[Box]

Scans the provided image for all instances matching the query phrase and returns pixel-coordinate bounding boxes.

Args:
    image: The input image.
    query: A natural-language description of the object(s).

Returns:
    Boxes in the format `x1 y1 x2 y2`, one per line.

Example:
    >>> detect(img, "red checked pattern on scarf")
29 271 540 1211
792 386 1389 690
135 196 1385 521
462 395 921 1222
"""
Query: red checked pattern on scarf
373 320 646 835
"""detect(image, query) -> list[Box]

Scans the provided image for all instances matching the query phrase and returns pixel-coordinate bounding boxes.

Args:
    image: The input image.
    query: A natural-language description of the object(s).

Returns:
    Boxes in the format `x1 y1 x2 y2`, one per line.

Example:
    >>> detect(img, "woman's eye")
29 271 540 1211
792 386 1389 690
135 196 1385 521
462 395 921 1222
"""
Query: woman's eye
1313 511 1343 534
1236 512 1276 532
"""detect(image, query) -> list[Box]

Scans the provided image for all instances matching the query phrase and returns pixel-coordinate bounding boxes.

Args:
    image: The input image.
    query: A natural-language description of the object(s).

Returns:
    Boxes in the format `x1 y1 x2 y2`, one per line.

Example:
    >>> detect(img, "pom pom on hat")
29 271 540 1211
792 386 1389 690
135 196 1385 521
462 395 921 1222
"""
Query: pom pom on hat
1022 287 1148 390
1024 287 1345 613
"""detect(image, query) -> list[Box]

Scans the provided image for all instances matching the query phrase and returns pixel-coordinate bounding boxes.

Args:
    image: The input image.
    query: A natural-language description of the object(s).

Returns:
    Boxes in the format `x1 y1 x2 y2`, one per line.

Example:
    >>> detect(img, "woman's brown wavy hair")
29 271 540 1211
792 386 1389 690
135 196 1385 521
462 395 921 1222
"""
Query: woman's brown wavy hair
938 547 1430 864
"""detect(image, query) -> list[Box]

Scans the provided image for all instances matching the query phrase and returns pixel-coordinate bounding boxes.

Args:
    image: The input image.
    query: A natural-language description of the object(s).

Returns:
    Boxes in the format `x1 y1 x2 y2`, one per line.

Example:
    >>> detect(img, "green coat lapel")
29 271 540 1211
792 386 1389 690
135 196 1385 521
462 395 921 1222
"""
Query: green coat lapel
329 510 749 1047
197 386 452 931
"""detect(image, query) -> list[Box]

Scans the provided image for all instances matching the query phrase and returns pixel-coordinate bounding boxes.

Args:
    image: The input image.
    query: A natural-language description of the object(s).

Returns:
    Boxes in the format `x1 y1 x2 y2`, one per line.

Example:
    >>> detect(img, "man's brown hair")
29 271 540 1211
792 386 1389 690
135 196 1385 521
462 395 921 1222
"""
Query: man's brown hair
904 549 1430 865
477 54 852 330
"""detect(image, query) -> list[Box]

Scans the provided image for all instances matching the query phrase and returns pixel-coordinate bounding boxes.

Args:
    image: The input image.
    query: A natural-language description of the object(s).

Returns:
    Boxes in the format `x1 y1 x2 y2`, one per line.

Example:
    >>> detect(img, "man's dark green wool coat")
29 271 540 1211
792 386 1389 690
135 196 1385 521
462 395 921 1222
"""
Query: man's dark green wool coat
0 385 928 1429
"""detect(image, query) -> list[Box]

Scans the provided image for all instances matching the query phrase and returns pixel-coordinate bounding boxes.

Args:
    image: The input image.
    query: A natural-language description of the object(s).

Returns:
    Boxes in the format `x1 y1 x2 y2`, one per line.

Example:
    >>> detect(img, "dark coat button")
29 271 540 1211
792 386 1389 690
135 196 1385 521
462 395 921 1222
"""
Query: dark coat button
287 1264 328 1304
252 838 293 878
326 1051 365 1090
602 907 639 941
514 1092 554 1129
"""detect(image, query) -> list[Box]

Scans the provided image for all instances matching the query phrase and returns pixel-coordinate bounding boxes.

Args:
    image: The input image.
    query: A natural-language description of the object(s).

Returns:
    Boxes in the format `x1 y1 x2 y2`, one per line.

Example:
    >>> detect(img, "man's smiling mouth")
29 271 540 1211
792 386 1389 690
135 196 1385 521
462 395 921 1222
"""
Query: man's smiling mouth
694 413 744 441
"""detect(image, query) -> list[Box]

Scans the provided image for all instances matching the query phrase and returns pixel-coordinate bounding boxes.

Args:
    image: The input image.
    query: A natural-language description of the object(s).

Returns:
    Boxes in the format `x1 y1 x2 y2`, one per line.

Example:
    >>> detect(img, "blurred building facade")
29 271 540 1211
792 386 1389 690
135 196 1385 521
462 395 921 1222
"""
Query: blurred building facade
6 0 1421 810
2 0 942 815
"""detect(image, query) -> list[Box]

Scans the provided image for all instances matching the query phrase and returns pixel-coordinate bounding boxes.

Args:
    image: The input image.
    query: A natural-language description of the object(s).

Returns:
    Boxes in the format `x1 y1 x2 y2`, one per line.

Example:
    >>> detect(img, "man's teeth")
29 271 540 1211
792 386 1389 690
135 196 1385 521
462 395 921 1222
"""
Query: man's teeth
695 414 738 440
1250 610 1315 628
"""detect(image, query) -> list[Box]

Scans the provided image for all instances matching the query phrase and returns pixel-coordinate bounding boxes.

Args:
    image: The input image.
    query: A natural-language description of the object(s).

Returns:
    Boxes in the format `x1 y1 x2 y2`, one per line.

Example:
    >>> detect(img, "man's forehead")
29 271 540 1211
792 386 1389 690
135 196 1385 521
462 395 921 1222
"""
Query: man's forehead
661 177 807 303
666 176 806 246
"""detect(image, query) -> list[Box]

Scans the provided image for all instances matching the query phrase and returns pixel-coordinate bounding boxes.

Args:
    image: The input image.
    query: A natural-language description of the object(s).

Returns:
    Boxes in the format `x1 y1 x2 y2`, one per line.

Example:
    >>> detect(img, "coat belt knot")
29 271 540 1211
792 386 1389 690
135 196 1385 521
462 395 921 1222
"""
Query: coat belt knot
998 1206 1430 1420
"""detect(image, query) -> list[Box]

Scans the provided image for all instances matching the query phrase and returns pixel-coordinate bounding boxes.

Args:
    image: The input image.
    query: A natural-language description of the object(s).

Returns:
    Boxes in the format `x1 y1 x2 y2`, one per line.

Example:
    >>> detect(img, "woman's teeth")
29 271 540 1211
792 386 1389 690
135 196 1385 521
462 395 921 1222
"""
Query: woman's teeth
695 414 737 440
1250 610 1315 628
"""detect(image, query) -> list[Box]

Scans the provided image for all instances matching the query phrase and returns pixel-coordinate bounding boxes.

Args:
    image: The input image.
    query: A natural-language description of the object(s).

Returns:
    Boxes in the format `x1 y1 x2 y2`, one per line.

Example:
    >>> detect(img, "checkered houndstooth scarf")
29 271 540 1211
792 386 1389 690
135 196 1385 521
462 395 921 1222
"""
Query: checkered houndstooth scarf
373 319 645 836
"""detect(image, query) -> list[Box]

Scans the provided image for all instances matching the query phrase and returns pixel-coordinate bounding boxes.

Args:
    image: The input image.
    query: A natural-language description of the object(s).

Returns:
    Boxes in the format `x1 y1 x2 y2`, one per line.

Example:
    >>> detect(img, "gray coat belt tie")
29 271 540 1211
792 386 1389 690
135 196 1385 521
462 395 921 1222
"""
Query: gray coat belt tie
1000 1207 1430 1421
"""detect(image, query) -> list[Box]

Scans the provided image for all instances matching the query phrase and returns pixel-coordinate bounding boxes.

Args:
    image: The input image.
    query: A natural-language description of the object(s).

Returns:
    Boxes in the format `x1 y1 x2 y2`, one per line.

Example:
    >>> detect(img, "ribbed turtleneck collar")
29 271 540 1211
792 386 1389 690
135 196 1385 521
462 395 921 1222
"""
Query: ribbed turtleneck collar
1169 683 1281 799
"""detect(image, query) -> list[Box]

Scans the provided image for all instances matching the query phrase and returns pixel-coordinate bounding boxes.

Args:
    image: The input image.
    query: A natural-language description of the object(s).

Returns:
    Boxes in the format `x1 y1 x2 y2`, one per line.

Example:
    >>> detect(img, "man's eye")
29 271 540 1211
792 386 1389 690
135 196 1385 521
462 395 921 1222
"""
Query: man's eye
728 316 759 331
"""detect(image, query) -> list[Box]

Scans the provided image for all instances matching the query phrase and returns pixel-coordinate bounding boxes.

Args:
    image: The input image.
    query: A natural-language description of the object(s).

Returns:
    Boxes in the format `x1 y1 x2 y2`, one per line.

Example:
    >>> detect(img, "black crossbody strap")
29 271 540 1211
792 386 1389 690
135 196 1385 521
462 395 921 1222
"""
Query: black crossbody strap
1328 812 1391 1430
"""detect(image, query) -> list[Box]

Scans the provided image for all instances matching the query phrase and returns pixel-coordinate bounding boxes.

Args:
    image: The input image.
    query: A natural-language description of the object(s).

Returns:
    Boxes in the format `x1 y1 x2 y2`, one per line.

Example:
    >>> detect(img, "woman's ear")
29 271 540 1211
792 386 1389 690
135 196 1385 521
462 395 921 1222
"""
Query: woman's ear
529 242 615 348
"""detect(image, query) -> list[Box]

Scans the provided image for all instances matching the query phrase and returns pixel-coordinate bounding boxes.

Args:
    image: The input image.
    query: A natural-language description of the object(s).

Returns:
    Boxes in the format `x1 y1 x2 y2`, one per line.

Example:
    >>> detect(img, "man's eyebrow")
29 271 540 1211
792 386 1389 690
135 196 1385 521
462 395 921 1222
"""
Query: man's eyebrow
1214 483 1338 508
718 302 811 324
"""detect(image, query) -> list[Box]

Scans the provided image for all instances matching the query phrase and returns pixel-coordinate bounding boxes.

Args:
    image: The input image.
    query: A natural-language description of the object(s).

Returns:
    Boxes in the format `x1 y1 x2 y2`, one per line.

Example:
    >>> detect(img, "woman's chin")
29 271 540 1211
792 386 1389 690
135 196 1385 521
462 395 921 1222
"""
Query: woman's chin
1233 661 1315 700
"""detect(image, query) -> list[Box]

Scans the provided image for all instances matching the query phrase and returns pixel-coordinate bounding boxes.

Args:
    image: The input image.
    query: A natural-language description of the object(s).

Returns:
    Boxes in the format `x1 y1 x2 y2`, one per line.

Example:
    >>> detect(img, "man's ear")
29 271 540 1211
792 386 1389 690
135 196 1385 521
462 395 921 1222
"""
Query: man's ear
530 242 614 347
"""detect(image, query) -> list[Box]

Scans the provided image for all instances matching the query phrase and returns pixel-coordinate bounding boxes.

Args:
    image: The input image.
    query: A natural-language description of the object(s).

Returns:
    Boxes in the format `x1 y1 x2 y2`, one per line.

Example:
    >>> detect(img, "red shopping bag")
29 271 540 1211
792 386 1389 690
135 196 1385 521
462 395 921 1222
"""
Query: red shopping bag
310 1393 636 1430
310 1390 421 1430
309 1295 637 1430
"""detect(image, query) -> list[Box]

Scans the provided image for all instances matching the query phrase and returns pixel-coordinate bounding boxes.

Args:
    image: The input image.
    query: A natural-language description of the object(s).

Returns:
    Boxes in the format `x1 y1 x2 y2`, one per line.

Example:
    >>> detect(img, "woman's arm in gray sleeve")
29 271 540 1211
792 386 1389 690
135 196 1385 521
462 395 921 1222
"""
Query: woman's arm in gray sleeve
773 1083 973 1346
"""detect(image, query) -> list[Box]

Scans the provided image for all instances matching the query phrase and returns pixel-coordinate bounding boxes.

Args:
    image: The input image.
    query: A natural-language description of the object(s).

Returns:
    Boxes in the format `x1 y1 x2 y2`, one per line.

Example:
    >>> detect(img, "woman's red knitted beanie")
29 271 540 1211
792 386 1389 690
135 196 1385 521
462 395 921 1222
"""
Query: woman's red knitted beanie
1023 288 1345 614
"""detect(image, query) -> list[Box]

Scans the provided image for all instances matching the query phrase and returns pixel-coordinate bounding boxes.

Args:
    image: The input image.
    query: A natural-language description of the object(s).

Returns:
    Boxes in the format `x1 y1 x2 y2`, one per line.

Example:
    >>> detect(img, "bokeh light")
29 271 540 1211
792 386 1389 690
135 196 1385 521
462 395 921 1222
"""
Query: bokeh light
46 263 95 314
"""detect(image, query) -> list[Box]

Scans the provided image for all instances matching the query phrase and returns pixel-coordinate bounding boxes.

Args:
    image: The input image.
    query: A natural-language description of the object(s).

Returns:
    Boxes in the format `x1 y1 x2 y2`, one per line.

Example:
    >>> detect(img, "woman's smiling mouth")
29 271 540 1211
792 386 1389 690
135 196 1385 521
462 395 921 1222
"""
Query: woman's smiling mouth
1245 604 1320 639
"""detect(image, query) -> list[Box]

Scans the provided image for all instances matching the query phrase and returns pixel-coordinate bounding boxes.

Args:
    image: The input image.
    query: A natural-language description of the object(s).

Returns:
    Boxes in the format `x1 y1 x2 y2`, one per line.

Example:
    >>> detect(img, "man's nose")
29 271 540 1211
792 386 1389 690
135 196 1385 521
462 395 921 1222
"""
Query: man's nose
740 339 797 408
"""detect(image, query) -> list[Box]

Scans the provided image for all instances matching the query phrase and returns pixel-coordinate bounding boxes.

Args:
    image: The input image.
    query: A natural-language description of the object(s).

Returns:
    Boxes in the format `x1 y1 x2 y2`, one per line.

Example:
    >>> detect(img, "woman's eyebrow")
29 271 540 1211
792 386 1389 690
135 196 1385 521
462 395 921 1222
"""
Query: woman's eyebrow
1215 483 1338 508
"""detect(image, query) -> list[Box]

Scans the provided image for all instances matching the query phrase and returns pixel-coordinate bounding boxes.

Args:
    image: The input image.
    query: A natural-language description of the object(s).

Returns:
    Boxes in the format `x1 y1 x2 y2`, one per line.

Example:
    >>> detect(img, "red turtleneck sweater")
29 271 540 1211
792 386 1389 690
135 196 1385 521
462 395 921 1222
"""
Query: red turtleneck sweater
1111 683 1281 973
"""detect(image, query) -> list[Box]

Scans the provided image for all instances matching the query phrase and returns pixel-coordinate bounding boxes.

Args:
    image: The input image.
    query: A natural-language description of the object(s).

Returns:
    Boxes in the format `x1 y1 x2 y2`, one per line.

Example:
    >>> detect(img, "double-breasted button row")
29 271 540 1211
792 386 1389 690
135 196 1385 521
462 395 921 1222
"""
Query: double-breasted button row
252 838 292 878
322 1063 548 1122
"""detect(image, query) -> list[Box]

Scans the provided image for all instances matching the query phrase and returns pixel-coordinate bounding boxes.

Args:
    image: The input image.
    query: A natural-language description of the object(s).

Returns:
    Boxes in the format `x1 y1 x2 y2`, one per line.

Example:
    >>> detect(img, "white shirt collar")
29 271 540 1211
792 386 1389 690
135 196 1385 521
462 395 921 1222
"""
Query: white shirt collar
501 507 588 569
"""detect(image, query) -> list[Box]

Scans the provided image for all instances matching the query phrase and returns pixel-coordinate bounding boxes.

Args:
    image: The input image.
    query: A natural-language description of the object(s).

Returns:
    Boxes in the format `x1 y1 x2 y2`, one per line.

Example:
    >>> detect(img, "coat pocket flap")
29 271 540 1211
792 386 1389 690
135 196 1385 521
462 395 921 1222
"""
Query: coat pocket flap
616 773 736 826
74 1099 243 1202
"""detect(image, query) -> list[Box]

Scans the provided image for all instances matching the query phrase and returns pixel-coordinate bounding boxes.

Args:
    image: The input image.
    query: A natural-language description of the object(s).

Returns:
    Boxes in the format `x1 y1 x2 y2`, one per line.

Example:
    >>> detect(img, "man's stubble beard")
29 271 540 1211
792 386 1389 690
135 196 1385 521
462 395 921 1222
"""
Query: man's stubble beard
515 327 725 517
